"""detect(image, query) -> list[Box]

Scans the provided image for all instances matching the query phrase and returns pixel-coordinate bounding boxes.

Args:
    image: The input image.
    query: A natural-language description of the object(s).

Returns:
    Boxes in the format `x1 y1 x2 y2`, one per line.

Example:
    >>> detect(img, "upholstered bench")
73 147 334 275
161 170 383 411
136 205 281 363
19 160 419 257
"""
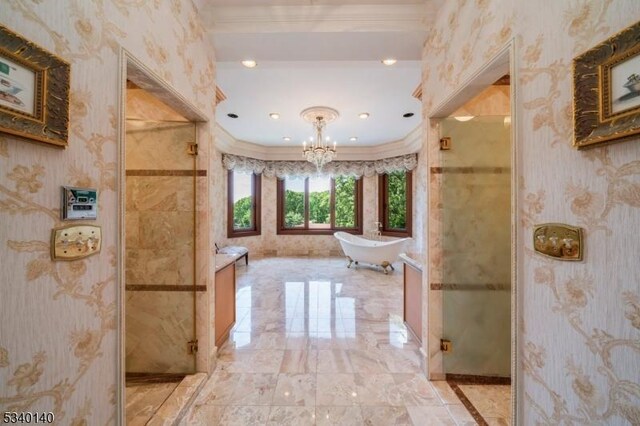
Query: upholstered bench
215 244 249 265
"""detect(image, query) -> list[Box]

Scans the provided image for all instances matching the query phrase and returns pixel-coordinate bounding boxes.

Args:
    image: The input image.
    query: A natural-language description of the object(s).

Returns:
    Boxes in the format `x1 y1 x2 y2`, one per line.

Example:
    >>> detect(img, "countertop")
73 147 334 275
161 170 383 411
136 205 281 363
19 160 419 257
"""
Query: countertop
215 254 238 272
399 252 425 272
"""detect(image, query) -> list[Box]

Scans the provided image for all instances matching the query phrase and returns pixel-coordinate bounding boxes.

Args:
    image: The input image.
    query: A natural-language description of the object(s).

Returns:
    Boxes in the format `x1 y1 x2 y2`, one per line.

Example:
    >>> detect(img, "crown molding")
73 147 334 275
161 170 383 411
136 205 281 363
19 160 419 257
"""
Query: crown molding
201 4 437 34
214 123 422 161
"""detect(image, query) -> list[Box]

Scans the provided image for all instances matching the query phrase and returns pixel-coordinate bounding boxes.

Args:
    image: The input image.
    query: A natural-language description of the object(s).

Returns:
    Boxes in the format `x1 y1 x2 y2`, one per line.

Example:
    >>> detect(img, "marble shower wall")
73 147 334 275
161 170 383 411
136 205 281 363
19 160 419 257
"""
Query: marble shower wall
420 0 640 424
125 124 199 374
0 1 217 424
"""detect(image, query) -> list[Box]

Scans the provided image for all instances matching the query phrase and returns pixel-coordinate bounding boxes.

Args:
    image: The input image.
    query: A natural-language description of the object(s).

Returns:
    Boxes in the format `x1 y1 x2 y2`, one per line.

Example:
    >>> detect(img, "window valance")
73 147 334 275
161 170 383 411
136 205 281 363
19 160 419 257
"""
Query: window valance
221 153 418 179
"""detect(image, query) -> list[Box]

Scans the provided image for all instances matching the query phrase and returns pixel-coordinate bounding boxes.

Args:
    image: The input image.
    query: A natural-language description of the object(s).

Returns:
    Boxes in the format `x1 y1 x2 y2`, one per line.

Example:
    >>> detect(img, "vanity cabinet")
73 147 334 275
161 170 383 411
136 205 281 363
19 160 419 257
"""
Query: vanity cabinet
403 262 422 343
215 262 236 347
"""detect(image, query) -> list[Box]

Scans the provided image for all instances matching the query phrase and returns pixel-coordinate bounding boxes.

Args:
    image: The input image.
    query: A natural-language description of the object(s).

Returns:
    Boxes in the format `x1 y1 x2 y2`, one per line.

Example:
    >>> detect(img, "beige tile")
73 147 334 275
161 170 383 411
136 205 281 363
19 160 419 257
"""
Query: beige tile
272 373 316 406
229 373 278 406
355 373 403 406
267 406 316 426
280 350 318 373
393 374 440 406
317 349 353 373
315 373 359 406
219 406 271 425
457 384 511 419
179 404 225 425
431 381 461 404
446 404 478 425
360 406 413 426
406 406 456 425
485 418 510 426
315 406 363 426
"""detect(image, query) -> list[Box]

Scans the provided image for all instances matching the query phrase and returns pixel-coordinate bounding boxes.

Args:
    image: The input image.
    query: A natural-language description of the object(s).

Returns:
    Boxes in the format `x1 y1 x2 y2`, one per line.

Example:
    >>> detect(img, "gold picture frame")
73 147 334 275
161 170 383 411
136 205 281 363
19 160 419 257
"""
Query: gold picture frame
0 25 70 148
573 20 640 149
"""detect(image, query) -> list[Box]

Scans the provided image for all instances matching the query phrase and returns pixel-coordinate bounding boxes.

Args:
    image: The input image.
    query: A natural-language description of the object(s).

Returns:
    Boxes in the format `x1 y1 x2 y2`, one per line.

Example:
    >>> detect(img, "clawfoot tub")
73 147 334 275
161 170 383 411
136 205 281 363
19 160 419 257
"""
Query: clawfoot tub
334 231 411 274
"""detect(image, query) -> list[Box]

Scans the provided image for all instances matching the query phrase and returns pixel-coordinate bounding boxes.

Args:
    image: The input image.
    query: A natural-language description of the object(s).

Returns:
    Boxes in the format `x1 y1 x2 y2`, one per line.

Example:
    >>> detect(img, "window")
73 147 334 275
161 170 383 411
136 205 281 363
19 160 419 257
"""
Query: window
277 175 363 235
227 170 261 237
379 170 412 237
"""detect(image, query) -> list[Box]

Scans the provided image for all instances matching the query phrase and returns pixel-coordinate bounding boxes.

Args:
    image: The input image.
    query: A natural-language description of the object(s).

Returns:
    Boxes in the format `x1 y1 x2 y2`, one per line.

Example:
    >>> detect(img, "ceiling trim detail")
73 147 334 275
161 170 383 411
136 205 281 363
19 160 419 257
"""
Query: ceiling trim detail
215 123 422 161
201 4 438 33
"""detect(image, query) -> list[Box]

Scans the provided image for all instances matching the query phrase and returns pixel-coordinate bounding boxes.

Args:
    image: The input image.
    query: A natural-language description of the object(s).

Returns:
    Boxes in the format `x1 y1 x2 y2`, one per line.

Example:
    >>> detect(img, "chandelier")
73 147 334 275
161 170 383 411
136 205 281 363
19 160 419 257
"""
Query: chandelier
301 106 338 171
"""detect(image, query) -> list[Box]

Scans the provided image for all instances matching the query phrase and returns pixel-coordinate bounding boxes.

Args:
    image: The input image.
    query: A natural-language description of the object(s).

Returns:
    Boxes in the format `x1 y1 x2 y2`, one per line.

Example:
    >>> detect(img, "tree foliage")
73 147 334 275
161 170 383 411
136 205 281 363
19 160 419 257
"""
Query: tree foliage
387 171 407 229
282 176 357 228
233 196 253 229
335 176 356 228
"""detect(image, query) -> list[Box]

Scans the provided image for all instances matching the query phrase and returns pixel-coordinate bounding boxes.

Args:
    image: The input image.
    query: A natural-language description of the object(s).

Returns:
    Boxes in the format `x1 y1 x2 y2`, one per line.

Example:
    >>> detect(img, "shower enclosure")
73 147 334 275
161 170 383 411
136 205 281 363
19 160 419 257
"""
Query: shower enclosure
125 121 198 376
439 116 511 377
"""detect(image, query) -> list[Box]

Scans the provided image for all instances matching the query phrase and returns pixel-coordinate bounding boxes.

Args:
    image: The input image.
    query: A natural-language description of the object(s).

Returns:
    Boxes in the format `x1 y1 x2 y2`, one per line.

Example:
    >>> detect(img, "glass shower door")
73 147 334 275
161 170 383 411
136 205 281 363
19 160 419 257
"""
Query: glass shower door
125 122 197 375
440 116 511 377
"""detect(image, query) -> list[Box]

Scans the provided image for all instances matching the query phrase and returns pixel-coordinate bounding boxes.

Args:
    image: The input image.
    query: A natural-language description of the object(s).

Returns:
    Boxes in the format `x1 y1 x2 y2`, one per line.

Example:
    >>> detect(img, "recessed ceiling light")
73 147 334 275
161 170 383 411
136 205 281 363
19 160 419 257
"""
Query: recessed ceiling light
381 58 397 66
350 137 358 142
241 60 257 68
359 112 370 119
227 113 238 119
269 112 280 120
403 112 414 118
283 136 291 141
454 115 474 122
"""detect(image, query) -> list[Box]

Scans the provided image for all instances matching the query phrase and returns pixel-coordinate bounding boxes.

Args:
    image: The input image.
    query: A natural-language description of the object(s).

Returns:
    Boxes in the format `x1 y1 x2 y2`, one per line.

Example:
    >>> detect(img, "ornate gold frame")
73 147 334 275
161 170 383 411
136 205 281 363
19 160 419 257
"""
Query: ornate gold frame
573 20 640 149
0 25 70 148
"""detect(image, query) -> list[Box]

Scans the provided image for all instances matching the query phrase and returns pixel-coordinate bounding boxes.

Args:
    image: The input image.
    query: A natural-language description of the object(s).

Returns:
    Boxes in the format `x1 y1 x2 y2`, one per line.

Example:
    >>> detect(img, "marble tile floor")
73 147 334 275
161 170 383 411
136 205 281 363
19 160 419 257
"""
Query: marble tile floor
126 381 180 426
181 257 481 425
456 385 511 425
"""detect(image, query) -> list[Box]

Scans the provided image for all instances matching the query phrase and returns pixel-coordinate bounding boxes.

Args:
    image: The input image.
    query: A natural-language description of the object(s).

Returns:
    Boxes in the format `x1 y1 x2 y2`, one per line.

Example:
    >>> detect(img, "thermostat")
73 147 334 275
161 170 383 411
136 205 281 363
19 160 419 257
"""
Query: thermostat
61 186 97 220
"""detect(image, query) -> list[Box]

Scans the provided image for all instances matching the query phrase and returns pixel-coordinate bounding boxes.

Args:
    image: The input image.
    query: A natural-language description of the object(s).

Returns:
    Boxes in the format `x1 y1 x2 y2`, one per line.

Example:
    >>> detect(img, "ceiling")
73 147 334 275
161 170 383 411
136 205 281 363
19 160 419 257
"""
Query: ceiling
198 0 443 148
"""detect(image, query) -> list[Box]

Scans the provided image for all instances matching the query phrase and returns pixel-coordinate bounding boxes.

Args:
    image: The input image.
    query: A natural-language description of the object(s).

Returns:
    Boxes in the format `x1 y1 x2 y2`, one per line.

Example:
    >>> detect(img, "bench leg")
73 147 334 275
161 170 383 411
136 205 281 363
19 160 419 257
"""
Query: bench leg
244 253 249 265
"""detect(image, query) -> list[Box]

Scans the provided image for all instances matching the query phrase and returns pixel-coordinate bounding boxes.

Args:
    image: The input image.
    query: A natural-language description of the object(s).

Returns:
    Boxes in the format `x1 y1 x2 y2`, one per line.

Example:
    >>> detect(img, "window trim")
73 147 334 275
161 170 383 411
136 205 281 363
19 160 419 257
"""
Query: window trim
276 176 363 235
227 170 261 238
378 170 412 238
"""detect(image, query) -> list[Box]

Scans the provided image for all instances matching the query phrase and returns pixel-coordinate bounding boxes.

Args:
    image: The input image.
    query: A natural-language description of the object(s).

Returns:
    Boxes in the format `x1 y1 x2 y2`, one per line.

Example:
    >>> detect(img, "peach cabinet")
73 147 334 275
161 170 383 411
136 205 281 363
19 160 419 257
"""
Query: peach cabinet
403 262 422 343
215 262 236 347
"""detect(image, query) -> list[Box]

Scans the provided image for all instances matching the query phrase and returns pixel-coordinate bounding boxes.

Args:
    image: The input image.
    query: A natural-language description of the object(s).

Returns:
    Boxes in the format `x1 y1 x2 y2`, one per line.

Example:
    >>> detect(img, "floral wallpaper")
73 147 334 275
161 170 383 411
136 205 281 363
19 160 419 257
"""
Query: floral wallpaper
0 1 217 424
422 0 640 423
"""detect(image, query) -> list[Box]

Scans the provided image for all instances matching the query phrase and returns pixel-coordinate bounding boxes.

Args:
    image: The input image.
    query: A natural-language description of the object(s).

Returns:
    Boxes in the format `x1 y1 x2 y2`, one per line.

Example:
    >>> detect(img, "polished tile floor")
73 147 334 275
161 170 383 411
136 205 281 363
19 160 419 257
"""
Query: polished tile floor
181 257 483 425
457 384 511 425
126 381 179 425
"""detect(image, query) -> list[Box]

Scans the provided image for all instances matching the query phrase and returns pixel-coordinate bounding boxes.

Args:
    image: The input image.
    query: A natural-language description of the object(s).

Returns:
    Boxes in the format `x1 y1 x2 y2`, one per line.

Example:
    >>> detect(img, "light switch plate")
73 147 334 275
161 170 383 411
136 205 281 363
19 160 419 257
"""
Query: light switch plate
51 225 101 261
533 223 583 261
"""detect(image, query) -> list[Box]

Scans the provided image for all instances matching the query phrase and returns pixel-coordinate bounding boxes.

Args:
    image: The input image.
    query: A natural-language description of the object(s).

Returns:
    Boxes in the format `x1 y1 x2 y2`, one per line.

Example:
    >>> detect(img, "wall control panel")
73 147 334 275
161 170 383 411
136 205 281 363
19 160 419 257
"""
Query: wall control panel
62 186 97 220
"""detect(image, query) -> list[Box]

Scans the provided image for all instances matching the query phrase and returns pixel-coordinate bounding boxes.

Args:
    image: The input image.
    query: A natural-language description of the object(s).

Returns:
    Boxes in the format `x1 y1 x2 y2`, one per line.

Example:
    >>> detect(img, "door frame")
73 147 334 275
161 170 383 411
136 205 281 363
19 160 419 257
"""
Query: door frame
116 48 208 424
426 41 519 423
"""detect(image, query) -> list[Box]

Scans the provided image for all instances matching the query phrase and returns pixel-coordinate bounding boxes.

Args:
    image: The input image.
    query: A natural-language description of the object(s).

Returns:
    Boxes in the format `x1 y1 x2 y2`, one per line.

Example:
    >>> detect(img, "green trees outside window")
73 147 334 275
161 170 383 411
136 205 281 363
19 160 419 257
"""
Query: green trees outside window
228 170 261 237
278 175 362 234
379 170 412 237
386 171 407 229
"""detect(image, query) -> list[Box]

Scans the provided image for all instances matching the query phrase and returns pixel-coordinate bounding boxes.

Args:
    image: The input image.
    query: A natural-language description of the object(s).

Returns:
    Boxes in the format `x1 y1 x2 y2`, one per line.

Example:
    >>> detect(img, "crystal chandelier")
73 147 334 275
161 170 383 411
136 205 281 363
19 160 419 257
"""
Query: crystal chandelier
301 106 338 171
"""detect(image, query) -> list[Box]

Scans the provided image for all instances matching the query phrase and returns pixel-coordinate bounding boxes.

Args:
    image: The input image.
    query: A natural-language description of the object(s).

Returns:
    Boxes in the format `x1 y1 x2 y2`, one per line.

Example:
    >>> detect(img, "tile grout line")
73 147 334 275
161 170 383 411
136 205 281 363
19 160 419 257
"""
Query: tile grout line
447 381 489 426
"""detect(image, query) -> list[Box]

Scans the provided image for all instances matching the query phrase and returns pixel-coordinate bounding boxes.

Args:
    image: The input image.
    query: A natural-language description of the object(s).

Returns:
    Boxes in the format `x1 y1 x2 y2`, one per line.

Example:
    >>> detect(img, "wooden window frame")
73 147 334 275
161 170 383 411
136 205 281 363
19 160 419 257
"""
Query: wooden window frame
378 170 412 238
227 170 261 238
277 176 363 235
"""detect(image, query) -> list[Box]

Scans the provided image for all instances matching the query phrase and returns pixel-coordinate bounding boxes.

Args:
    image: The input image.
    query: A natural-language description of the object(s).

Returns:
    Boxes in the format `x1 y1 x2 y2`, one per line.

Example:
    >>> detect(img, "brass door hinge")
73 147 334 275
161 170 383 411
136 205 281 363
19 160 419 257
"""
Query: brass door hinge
188 143 198 156
188 339 199 354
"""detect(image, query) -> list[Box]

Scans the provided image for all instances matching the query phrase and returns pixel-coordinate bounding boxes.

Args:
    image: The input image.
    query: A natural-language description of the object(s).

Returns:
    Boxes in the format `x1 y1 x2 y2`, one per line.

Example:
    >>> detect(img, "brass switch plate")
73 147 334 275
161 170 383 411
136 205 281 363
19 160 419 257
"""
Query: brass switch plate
51 224 102 261
533 223 583 261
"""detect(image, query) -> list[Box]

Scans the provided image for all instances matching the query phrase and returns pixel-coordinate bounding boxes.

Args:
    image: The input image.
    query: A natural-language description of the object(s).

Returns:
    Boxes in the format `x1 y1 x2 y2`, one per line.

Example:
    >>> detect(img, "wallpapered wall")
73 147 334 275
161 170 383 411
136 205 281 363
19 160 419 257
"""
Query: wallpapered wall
0 1 217 424
421 0 640 423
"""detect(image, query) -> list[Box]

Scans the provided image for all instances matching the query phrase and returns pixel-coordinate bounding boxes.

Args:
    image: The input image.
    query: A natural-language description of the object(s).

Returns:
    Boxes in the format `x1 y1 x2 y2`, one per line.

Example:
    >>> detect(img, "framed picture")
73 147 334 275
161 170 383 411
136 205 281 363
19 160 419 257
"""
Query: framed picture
573 20 640 149
0 25 70 148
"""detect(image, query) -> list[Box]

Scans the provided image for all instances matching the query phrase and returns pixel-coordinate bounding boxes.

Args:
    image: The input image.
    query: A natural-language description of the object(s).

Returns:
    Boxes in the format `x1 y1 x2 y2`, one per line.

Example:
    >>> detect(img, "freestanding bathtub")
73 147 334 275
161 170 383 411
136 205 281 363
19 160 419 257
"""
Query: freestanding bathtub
334 231 411 274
